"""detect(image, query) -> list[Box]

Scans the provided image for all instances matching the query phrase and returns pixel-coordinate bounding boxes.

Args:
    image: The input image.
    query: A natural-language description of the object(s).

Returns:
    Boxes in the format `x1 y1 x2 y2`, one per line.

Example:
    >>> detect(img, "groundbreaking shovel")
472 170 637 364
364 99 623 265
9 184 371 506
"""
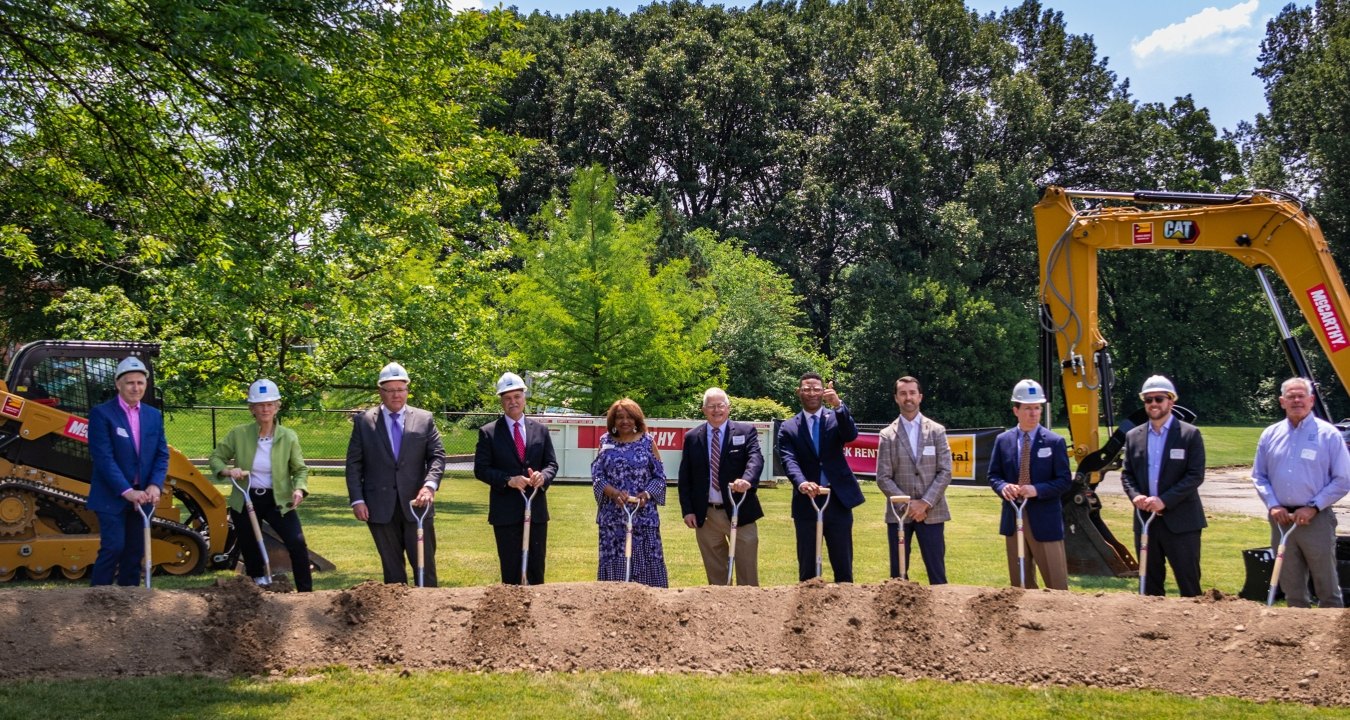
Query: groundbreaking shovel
887 495 911 580
411 499 432 588
230 472 273 586
1013 497 1029 589
520 478 539 585
811 487 832 580
136 501 154 589
725 488 747 586
623 495 642 582
1267 521 1298 607
1136 509 1157 596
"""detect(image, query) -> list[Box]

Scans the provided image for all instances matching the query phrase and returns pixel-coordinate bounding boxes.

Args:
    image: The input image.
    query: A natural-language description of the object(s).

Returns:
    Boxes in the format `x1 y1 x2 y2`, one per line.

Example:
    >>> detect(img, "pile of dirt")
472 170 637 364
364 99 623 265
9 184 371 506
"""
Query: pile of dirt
2 578 1347 706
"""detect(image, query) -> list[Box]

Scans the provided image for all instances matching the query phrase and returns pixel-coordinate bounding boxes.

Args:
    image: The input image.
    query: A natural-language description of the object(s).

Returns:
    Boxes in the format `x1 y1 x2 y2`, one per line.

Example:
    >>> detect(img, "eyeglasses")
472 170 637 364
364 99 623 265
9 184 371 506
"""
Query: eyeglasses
703 403 729 410
1142 395 1170 404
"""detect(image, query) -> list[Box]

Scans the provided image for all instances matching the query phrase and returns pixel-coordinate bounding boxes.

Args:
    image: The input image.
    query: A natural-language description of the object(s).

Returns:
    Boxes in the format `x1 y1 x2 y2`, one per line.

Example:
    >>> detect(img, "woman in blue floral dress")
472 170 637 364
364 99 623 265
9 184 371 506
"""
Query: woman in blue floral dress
592 397 668 587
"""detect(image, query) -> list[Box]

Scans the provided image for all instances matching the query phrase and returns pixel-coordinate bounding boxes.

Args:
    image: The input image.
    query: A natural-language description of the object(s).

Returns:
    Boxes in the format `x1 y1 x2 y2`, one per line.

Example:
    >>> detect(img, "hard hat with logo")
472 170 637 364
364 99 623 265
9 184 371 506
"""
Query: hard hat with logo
1139 375 1178 400
1010 379 1047 404
496 372 527 395
114 356 149 380
247 379 282 404
377 362 410 386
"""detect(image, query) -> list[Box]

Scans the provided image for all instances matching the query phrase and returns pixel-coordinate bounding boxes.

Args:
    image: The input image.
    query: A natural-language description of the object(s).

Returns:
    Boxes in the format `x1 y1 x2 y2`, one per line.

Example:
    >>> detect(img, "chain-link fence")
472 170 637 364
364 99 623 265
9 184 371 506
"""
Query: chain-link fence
163 406 503 461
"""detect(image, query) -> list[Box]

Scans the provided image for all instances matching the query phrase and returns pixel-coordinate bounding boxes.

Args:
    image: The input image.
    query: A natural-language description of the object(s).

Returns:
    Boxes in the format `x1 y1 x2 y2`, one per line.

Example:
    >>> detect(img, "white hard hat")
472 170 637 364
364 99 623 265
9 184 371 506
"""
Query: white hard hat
495 372 527 395
247 379 282 404
115 356 149 380
378 362 410 386
1139 375 1177 399
1011 379 1047 404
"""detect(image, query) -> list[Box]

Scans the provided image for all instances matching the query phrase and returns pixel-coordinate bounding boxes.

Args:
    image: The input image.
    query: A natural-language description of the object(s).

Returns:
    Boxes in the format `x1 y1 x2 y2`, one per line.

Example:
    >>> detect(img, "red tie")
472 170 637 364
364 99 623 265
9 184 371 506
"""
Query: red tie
513 421 526 464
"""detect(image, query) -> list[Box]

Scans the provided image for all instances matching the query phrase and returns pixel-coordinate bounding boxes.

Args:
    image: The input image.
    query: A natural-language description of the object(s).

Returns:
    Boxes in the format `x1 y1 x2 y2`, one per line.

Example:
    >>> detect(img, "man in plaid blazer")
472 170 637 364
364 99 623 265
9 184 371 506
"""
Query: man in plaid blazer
875 376 953 584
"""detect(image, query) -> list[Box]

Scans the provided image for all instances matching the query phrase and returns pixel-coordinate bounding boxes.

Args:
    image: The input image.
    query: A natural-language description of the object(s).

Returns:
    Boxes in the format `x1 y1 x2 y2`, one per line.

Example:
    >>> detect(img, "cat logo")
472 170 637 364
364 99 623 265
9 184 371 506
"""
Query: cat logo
1162 220 1199 244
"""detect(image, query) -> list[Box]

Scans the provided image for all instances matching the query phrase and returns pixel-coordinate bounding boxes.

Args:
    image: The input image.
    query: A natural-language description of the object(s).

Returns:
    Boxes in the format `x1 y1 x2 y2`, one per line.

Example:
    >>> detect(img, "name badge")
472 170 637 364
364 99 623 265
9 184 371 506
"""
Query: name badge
732 435 746 446
1301 448 1318 461
922 445 936 456
1169 449 1185 460
1037 447 1052 458
116 427 130 438
601 443 614 452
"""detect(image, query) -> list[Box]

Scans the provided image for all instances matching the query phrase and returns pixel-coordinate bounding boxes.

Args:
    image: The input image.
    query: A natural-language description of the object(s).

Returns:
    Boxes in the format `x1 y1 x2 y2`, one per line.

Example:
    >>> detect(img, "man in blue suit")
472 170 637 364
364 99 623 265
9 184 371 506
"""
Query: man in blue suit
87 356 169 586
777 372 864 582
988 379 1072 590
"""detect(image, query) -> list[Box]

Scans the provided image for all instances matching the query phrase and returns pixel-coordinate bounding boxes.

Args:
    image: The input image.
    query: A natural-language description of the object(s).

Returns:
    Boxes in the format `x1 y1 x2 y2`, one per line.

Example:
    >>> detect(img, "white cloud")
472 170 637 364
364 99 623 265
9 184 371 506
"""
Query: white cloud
1131 0 1260 61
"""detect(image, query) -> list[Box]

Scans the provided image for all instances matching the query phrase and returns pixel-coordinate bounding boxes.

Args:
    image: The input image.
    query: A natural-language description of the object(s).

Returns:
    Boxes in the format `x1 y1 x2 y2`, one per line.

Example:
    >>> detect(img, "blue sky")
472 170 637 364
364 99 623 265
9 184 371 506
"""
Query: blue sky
470 0 1292 133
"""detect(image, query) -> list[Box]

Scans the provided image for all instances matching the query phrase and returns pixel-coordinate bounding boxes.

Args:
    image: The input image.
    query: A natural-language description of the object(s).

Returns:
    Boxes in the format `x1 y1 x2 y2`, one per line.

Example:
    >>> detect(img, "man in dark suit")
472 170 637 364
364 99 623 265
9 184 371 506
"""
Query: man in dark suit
1120 375 1206 596
87 356 169 586
988 379 1072 590
473 371 558 585
678 387 766 585
346 362 447 586
777 372 864 582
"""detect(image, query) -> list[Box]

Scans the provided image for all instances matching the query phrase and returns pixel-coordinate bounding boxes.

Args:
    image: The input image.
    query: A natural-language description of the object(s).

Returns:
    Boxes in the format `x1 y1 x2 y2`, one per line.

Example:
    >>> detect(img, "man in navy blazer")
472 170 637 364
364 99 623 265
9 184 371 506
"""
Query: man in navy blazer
678 387 765 585
87 356 169 586
1120 375 1206 596
777 372 864 582
988 379 1072 590
474 372 558 585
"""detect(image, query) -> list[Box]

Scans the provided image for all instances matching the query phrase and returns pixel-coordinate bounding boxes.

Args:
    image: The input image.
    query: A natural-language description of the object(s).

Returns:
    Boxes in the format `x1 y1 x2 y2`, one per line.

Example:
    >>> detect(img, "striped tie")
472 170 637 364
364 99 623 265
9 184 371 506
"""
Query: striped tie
710 426 722 497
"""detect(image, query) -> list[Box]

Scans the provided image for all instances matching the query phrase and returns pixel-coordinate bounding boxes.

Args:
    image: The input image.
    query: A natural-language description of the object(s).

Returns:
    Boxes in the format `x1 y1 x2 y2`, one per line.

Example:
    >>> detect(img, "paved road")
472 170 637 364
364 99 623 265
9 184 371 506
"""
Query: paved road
1097 466 1350 532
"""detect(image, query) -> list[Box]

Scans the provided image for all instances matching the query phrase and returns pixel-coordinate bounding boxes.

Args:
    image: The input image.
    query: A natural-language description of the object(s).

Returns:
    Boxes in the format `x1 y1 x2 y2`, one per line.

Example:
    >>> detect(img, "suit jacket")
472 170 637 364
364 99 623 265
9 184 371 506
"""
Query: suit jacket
1120 419 1207 534
777 404 864 521
346 405 446 524
875 414 952 524
473 416 559 525
677 421 766 526
988 425 1072 541
208 421 309 515
87 398 169 513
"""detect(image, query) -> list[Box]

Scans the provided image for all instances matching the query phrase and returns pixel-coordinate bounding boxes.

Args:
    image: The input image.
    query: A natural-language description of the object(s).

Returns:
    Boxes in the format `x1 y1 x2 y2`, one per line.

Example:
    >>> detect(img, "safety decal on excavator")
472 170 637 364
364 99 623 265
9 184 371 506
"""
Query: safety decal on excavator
1132 223 1153 245
1307 283 1349 352
1162 220 1199 244
1 396 23 418
62 416 89 443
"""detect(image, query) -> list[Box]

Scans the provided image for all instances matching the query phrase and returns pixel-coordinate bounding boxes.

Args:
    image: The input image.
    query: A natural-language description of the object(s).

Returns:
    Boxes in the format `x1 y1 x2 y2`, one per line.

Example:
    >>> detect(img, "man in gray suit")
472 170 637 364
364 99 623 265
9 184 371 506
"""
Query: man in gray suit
875 376 952 584
346 362 447 586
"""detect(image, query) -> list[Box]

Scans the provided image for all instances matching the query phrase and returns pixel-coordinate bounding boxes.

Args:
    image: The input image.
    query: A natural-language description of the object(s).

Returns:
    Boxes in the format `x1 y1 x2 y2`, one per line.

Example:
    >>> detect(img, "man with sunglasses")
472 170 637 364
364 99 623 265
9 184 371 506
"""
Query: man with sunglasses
1120 375 1207 596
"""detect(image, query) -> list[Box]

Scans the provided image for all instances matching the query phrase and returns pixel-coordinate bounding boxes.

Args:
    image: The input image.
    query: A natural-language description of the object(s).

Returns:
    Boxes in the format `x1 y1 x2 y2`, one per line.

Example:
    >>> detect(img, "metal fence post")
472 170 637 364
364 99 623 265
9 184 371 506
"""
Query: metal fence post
211 407 217 449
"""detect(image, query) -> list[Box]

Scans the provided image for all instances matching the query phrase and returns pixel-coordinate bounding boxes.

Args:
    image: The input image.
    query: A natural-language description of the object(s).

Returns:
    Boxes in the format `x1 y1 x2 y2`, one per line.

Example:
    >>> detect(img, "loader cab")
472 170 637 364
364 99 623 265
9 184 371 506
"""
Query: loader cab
4 340 161 416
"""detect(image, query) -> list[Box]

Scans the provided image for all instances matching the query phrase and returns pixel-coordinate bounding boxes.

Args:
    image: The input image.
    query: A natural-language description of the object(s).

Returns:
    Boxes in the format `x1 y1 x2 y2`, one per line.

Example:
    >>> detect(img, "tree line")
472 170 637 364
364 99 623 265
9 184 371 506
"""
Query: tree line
2 0 1348 426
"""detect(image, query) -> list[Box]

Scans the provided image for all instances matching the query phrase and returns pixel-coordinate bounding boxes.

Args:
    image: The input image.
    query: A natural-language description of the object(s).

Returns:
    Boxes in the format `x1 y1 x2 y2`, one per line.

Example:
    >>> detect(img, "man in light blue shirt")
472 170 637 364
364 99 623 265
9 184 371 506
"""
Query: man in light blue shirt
1252 376 1350 608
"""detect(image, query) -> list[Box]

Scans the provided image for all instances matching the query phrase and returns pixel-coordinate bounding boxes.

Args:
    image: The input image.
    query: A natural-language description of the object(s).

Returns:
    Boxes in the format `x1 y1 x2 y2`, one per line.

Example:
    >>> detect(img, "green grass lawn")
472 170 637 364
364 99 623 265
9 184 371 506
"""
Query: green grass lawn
1052 424 1265 468
0 668 1342 719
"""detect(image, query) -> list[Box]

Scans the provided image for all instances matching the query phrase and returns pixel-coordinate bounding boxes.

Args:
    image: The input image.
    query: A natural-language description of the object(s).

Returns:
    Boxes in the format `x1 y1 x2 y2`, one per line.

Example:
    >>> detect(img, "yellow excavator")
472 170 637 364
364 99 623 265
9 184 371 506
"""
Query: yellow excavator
1034 186 1350 576
0 341 231 580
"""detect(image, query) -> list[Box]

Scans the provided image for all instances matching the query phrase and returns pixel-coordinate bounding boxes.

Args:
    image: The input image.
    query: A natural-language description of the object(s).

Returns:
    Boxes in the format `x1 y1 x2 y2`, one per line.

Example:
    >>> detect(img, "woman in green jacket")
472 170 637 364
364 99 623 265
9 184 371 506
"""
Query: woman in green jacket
208 379 313 591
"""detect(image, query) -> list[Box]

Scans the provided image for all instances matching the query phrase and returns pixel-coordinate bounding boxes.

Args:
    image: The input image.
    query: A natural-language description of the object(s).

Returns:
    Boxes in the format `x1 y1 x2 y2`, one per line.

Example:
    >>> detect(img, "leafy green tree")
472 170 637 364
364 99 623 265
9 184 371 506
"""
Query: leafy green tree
502 166 719 416
4 2 528 407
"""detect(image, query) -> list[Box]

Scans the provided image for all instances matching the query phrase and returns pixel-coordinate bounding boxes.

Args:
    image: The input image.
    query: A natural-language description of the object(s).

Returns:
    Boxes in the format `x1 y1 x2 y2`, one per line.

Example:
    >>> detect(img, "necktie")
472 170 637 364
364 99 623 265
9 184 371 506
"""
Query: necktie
513 420 526 464
1018 431 1031 486
710 426 722 496
811 414 828 486
390 412 403 461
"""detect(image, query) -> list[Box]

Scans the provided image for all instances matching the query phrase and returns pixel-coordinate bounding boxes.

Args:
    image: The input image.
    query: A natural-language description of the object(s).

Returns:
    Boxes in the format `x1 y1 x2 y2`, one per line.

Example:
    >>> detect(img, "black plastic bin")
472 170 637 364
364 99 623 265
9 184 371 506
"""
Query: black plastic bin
1239 537 1350 604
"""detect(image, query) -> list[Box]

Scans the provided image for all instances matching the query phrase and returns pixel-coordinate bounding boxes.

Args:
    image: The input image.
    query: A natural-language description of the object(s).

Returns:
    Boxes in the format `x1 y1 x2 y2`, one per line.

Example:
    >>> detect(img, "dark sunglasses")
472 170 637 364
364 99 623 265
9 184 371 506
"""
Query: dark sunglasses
1142 395 1170 404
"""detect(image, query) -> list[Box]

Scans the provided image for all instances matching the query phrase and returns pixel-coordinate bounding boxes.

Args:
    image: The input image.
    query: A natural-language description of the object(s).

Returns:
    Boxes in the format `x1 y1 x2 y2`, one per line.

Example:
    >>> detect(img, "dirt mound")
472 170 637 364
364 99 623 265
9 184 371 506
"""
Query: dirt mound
1 580 1347 705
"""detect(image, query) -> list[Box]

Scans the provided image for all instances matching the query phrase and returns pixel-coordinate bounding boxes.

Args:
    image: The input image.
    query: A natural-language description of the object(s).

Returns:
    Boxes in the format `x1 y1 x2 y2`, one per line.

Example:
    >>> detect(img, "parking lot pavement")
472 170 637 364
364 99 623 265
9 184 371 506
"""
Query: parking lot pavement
1097 466 1350 532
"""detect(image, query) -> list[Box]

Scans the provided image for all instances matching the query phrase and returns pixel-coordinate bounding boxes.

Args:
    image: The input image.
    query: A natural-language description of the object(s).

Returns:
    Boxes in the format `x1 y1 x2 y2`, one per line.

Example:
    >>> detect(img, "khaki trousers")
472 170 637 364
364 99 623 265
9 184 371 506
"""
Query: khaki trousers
695 506 759 586
1004 532 1068 590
